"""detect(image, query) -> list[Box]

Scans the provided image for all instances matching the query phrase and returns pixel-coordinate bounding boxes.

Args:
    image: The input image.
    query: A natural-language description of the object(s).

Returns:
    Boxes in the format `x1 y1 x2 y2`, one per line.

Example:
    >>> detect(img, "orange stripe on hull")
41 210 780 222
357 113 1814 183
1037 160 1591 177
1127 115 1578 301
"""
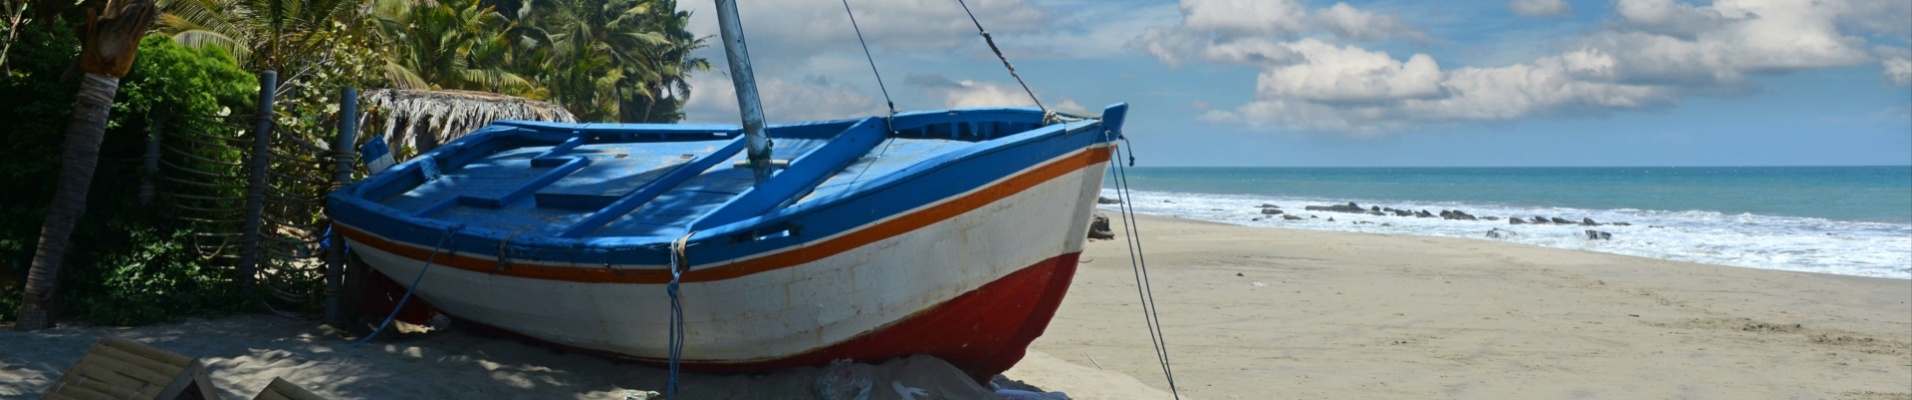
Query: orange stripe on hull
337 146 1111 284
445 251 1083 383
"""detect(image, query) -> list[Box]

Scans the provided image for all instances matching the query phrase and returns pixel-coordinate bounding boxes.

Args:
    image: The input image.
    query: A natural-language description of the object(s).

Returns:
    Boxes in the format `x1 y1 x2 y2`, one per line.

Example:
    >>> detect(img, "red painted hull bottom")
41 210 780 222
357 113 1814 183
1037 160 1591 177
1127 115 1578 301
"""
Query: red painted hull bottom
418 252 1082 382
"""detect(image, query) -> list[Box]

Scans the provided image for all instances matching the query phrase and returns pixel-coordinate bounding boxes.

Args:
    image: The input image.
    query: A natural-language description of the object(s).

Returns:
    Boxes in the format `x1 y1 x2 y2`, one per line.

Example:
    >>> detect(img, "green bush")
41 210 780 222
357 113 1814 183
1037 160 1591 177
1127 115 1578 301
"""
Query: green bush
0 31 259 325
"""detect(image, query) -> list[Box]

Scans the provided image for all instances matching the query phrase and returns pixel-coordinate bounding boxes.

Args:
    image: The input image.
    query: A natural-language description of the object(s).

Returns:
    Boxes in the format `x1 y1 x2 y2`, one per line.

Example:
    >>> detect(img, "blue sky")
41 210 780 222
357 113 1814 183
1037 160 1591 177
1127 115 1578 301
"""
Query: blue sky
676 0 1912 167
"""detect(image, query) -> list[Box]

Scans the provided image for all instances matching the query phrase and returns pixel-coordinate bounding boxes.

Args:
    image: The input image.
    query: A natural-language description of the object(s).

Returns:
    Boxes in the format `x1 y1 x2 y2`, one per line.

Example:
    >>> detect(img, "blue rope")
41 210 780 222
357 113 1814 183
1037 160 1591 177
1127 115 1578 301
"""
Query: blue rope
1107 133 1180 399
666 233 692 399
352 227 456 348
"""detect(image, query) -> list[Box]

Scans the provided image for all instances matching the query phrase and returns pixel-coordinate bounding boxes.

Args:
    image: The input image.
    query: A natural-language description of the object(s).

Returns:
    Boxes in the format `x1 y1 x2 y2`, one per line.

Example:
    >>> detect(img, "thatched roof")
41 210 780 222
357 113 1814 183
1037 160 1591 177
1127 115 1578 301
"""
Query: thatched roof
362 89 577 155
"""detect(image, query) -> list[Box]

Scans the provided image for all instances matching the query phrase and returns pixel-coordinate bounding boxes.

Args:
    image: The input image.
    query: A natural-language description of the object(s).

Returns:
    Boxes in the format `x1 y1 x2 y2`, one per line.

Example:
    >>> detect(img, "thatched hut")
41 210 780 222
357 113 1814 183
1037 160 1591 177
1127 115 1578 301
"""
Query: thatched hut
361 89 576 157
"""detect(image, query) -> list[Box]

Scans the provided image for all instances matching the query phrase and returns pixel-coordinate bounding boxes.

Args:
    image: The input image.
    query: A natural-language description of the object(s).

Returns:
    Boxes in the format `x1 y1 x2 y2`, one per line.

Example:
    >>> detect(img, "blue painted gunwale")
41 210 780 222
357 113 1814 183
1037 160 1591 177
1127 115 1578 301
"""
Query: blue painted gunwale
327 105 1128 273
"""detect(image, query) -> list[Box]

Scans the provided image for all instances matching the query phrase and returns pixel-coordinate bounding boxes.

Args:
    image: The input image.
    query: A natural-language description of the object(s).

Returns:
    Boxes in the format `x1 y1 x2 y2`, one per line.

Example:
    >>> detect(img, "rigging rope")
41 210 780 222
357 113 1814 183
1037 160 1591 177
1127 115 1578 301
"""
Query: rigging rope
839 0 896 121
1106 133 1181 399
666 231 696 400
954 0 1046 112
352 226 458 348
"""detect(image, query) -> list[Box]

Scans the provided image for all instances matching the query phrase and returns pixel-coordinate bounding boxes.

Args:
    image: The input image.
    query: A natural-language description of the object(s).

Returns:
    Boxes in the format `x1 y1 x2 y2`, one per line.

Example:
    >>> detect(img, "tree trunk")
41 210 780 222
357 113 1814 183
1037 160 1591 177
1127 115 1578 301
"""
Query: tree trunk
14 0 153 330
15 73 119 330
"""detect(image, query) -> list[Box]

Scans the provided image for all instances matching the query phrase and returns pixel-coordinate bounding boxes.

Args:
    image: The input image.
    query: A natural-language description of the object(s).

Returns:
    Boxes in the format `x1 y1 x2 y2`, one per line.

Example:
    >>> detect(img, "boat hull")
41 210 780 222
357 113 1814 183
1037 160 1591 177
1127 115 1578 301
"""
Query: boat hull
341 146 1110 379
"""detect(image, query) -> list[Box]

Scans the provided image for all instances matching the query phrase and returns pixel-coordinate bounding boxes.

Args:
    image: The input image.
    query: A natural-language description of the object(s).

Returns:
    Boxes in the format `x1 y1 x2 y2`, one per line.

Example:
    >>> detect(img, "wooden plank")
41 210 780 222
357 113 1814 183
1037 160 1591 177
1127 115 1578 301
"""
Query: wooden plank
150 360 206 400
259 377 325 400
99 336 192 368
65 375 145 399
45 384 113 400
67 354 173 386
690 118 887 231
190 362 222 400
89 345 177 377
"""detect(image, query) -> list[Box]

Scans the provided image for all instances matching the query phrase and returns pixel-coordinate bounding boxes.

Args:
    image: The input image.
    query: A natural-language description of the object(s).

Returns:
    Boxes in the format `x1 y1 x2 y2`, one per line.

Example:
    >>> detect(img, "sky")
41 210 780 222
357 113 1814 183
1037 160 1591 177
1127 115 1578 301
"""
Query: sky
673 0 1912 167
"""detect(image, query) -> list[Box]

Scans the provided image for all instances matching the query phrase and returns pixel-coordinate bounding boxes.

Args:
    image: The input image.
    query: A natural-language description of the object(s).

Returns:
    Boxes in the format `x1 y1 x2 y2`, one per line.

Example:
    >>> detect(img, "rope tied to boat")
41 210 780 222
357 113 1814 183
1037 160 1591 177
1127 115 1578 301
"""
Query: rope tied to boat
1104 130 1181 399
665 231 696 399
352 225 460 348
955 0 1046 113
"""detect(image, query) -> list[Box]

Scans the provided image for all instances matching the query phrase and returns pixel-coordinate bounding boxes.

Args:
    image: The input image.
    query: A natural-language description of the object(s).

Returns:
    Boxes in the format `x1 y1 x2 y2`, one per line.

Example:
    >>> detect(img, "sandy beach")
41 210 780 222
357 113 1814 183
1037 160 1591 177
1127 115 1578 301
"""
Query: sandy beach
4 214 1907 399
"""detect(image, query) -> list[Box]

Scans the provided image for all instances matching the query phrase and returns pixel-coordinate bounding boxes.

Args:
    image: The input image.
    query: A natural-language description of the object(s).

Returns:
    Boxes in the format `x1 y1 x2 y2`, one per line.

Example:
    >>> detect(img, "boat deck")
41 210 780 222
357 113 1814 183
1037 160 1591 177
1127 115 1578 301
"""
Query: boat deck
358 112 1052 241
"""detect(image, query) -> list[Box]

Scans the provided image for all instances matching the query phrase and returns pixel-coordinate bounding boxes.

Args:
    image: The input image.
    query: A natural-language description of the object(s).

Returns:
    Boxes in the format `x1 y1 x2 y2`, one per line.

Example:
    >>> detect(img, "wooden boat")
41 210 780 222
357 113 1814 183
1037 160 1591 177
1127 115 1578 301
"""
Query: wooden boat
328 105 1126 379
329 0 1124 381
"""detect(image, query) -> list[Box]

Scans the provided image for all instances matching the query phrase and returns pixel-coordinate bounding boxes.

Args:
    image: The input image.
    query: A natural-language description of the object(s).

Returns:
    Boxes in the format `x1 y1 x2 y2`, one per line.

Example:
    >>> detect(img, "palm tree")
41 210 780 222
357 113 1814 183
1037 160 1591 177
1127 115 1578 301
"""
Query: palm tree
15 0 158 331
154 0 360 74
618 1 706 123
373 0 541 97
512 0 702 122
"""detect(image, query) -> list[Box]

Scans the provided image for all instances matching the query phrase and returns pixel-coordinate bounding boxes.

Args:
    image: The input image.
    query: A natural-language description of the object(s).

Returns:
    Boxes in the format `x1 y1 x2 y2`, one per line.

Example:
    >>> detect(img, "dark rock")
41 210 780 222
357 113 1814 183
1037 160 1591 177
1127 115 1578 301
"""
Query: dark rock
1583 230 1612 240
1251 217 1262 222
1088 213 1115 240
1393 210 1414 217
1510 217 1527 225
1531 216 1550 224
1098 196 1121 205
1282 214 1303 220
1163 200 1173 203
1370 206 1381 212
1648 225 1663 229
1486 228 1520 239
1611 222 1631 226
1328 217 1336 222
1368 211 1385 216
1580 217 1599 226
1261 208 1284 215
1415 210 1435 218
1484 216 1501 221
1259 203 1280 208
1442 210 1478 221
1304 202 1367 213
1550 217 1573 224
1308 215 1318 219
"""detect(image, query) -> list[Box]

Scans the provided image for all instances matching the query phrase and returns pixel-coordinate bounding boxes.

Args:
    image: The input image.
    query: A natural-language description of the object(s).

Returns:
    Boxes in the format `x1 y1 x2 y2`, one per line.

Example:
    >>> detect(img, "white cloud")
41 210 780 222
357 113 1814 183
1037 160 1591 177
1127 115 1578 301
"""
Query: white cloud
1316 3 1427 42
1141 0 1895 134
1256 39 1444 103
1885 57 1912 86
683 72 881 124
1129 0 1428 66
1508 0 1572 16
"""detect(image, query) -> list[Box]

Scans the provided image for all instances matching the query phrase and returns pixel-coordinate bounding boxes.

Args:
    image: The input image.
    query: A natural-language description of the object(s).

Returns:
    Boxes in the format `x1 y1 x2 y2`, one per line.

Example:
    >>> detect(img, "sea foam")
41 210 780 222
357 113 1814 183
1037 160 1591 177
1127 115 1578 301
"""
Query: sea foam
1100 189 1912 279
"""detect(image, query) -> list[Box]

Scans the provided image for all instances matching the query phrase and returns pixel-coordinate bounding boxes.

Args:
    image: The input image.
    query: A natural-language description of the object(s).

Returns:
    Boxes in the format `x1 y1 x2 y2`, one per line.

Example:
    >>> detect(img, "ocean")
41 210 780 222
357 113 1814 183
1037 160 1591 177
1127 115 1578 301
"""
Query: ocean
1099 166 1912 279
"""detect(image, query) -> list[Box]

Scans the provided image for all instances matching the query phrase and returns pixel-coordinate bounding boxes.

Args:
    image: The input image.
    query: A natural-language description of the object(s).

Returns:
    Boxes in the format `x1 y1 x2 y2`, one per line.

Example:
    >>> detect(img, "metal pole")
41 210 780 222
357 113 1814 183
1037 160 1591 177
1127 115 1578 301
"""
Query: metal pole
324 87 357 326
139 117 162 205
712 0 772 184
239 70 275 294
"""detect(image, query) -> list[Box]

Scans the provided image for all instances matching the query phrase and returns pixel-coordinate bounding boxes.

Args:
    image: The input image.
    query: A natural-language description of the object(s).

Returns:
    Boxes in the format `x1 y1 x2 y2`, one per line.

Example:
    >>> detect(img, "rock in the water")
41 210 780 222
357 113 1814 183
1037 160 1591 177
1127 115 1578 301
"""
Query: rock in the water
1486 228 1520 239
1088 213 1115 240
1484 216 1501 221
1368 211 1385 216
1580 217 1599 226
1251 217 1262 222
1611 222 1631 226
1550 217 1574 224
1392 210 1414 217
1583 230 1612 240
1328 217 1336 222
1304 202 1367 213
1259 203 1280 208
1282 214 1304 220
1530 216 1550 224
1097 196 1121 205
1370 206 1381 212
1261 208 1284 215
1510 217 1527 225
1441 210 1478 221
1414 210 1435 218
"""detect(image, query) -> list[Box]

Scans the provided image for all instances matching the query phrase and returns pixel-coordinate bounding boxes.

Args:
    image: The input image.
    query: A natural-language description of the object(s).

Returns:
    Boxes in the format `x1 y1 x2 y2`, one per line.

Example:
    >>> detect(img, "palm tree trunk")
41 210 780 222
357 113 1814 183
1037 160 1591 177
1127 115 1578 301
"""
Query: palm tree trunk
13 0 154 331
15 73 119 330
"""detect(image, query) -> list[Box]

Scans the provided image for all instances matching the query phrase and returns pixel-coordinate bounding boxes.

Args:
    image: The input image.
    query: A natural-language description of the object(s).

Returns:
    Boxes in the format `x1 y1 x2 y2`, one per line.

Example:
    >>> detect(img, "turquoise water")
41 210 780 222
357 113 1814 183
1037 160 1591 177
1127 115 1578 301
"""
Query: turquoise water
1116 166 1912 223
1103 166 1912 278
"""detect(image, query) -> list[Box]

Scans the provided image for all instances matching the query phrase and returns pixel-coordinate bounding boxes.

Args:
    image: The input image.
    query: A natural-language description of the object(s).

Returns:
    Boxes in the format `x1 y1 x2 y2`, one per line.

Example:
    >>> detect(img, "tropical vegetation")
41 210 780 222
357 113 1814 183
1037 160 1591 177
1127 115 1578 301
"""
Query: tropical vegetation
0 0 709 327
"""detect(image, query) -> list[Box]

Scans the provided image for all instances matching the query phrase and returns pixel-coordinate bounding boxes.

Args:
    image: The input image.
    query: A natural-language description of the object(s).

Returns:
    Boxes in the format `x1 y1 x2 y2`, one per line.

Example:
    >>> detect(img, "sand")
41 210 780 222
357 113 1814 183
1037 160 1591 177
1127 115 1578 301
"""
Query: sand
3 214 1907 399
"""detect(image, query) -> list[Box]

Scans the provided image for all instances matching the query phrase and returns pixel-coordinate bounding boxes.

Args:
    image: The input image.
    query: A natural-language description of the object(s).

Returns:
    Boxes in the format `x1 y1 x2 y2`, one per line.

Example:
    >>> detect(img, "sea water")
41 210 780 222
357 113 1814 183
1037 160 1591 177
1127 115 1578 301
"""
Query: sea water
1099 166 1912 279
